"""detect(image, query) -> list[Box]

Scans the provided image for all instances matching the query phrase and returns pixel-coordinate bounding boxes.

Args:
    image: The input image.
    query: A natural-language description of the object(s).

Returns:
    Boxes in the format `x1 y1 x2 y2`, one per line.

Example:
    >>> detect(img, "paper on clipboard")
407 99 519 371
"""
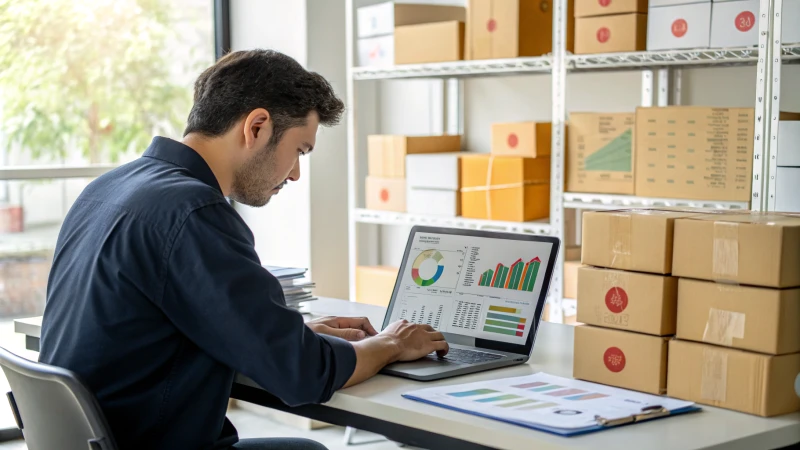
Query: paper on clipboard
403 373 697 434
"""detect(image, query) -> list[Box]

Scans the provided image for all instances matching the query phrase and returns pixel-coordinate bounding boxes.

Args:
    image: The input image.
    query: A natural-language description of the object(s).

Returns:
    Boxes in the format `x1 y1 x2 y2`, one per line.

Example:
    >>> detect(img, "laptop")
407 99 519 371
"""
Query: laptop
379 226 560 381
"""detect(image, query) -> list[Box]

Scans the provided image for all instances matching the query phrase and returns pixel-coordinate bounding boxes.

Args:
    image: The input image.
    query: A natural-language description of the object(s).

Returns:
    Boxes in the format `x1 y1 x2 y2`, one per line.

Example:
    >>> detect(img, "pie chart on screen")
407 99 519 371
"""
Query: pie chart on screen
411 250 444 287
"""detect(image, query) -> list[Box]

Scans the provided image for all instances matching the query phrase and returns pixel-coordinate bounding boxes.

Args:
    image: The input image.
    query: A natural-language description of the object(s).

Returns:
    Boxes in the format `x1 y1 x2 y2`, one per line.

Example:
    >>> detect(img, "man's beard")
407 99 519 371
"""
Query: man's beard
229 141 281 207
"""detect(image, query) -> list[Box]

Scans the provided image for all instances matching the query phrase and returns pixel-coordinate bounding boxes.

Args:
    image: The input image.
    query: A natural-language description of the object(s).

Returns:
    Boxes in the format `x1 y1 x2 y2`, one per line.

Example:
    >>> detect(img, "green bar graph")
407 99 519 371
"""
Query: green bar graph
483 325 519 336
487 312 525 323
475 394 519 403
447 389 499 398
485 319 520 329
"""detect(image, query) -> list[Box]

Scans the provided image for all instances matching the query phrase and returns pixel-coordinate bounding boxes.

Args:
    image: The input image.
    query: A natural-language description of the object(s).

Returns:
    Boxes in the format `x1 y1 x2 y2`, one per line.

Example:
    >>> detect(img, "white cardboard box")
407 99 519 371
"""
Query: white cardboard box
647 3 712 50
776 167 800 212
357 2 396 38
357 35 394 67
406 153 461 190
710 0 758 48
650 0 709 6
778 121 800 167
407 188 459 216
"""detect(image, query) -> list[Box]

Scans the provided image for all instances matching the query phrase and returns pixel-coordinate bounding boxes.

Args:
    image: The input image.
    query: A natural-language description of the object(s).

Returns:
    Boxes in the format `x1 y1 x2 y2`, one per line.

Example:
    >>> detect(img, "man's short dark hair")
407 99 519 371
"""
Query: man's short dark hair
184 49 344 144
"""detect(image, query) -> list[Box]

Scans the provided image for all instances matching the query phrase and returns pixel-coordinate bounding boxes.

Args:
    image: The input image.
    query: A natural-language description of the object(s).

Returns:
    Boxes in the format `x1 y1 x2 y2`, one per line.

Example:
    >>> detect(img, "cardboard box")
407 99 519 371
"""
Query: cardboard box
365 176 406 212
577 266 678 335
395 21 465 64
357 2 466 38
582 209 698 274
491 122 551 158
575 0 648 17
467 0 575 59
573 325 669 395
635 107 755 202
357 35 395 67
677 278 800 355
667 339 800 416
672 213 800 288
460 155 550 221
709 0 757 48
407 153 462 216
368 135 461 178
777 120 800 167
776 167 800 213
356 266 399 307
648 3 712 51
575 14 647 54
564 261 581 299
565 245 582 261
567 113 635 195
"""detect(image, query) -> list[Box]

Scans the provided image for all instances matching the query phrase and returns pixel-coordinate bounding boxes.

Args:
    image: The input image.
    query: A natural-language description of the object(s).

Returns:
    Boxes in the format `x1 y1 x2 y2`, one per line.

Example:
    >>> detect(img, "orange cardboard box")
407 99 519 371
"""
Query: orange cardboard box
575 14 647 55
573 325 669 395
467 0 575 59
577 266 678 335
395 21 465 64
668 339 800 417
365 176 406 212
356 266 399 307
491 122 551 158
460 155 550 222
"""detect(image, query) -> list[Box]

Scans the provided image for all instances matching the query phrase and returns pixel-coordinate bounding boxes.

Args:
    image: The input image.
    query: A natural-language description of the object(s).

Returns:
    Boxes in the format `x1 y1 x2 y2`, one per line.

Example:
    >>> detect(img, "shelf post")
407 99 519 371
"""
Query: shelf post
767 0 784 211
345 0 358 300
751 0 776 212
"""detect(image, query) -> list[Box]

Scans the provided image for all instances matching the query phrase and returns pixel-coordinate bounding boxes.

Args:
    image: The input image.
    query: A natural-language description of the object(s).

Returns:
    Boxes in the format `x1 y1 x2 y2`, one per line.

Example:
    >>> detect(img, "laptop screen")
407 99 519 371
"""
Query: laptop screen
387 230 554 346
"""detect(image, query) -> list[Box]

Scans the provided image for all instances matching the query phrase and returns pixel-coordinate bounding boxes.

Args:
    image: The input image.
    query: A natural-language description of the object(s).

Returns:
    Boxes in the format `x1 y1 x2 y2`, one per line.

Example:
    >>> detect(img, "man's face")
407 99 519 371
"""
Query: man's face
230 111 319 207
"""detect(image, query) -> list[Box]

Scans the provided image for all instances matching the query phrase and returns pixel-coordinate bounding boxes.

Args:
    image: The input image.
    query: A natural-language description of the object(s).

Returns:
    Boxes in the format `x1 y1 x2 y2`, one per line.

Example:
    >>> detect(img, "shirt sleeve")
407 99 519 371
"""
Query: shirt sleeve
159 203 356 406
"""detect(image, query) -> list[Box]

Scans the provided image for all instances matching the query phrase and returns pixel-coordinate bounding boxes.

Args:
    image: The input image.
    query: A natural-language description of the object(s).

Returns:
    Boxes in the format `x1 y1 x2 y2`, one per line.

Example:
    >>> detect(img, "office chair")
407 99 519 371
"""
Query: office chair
0 346 118 450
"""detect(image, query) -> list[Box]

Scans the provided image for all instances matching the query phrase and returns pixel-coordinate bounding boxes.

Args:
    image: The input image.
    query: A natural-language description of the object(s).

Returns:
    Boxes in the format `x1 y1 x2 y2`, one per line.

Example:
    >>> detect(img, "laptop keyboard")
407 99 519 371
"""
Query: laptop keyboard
428 348 504 365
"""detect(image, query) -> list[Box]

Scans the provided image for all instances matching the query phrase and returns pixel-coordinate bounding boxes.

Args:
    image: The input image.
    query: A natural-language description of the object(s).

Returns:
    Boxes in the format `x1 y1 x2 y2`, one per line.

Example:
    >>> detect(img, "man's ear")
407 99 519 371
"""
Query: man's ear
242 108 271 149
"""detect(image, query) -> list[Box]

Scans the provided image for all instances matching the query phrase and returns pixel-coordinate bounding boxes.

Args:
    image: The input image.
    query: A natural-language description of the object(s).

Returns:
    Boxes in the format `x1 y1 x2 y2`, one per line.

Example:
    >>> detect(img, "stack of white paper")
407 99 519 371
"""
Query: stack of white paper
264 265 317 310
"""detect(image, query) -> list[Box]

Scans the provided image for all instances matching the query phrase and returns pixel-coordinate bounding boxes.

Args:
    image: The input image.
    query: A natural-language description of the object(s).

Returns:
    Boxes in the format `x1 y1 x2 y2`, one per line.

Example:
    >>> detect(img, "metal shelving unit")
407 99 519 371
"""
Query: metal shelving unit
345 0 788 316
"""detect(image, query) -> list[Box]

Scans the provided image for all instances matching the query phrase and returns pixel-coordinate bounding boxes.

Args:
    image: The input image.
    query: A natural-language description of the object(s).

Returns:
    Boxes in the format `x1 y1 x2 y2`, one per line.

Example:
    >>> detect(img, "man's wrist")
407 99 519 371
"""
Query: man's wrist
361 334 402 365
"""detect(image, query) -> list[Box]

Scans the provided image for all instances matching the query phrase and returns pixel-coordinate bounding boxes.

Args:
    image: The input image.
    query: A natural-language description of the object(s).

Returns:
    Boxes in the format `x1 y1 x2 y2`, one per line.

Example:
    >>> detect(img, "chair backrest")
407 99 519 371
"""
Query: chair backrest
0 346 118 450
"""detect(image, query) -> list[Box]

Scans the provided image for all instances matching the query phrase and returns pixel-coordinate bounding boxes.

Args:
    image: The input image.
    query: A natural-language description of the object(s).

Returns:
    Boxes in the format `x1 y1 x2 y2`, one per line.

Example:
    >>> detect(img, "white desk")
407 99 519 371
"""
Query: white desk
15 298 800 450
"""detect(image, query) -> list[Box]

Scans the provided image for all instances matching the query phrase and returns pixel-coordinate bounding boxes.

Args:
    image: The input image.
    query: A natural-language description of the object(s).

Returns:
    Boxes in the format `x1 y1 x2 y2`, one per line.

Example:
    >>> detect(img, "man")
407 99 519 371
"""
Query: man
39 49 449 450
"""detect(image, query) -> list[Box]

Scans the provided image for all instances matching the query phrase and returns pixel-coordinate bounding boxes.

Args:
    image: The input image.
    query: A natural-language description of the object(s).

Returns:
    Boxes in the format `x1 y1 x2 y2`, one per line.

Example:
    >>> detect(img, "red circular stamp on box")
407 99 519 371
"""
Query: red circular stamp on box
604 347 626 372
487 19 497 32
380 189 389 202
605 287 628 313
598 0 611 6
596 27 610 43
735 11 755 32
507 133 519 148
672 19 688 37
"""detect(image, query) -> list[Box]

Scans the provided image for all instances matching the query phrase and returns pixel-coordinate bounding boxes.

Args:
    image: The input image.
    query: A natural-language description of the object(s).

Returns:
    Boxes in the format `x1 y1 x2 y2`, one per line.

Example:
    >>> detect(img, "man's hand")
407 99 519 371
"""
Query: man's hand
306 316 378 341
380 319 449 361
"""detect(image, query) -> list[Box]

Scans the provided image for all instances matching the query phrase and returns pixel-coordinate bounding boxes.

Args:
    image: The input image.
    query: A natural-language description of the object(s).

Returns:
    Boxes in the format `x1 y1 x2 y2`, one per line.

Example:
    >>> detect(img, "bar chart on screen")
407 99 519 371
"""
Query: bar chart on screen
483 305 528 337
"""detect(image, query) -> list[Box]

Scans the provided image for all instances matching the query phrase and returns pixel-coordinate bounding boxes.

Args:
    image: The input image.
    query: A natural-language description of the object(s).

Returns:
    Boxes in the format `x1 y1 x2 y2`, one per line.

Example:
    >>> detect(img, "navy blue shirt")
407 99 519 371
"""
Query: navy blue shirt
39 137 357 450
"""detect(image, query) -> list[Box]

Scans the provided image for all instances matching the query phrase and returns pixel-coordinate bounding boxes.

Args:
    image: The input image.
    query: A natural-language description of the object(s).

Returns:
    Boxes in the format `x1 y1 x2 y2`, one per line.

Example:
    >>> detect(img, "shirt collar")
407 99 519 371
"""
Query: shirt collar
143 136 222 193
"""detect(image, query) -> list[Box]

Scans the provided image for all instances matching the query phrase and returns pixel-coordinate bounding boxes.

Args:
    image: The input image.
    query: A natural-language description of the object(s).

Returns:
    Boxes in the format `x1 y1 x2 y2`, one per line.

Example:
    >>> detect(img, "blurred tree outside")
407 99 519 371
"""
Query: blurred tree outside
0 0 213 164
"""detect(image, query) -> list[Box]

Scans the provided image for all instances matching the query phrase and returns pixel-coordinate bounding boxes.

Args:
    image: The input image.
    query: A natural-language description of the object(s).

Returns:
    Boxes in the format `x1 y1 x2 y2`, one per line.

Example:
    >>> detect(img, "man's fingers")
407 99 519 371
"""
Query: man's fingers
427 331 446 342
326 326 366 341
431 340 449 356
420 324 436 332
339 317 379 336
357 317 379 336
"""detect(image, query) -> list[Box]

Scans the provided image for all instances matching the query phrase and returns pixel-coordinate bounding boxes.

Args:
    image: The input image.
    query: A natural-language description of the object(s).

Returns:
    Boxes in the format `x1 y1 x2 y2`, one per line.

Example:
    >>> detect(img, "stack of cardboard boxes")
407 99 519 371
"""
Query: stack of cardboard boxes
574 0 648 54
460 122 551 222
573 209 688 394
669 213 800 416
365 134 461 213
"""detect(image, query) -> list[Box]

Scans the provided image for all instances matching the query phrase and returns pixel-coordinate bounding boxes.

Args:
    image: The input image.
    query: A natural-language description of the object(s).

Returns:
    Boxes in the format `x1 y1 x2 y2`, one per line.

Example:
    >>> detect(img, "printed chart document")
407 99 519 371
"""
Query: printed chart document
403 373 699 436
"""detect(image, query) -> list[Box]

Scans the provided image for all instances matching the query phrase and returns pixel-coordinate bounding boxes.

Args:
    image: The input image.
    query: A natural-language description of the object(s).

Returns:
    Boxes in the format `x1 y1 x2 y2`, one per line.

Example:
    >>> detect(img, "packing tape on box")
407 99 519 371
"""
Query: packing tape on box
459 156 548 220
702 307 746 347
712 222 739 282
701 346 728 403
609 213 632 268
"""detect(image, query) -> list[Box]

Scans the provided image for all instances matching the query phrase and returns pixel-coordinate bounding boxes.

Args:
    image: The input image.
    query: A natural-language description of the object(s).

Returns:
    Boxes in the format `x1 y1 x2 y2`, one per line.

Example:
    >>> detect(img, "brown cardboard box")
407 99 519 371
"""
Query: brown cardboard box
365 176 406 212
575 14 647 54
565 245 582 261
460 155 550 221
395 21 465 64
667 339 800 417
564 261 581 299
672 213 800 288
491 122 551 158
677 278 800 355
574 0 648 17
356 266 399 307
357 2 466 38
368 135 461 178
573 325 669 394
581 209 698 274
467 0 575 59
635 107 755 202
577 266 678 335
567 113 635 195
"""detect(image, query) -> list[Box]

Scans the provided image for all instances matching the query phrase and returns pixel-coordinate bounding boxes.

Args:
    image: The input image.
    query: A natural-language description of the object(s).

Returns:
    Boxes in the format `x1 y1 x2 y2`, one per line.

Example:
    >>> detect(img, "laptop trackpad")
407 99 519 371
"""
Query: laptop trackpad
385 357 461 372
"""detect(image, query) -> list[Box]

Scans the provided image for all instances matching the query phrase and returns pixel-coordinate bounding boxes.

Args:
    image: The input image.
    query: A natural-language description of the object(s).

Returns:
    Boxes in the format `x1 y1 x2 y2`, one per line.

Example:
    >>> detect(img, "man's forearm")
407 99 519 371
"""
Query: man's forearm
342 335 400 388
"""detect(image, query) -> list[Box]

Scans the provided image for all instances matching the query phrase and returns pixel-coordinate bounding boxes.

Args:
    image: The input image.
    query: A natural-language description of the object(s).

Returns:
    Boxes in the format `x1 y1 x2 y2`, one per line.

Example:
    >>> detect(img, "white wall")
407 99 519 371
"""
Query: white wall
230 0 311 269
